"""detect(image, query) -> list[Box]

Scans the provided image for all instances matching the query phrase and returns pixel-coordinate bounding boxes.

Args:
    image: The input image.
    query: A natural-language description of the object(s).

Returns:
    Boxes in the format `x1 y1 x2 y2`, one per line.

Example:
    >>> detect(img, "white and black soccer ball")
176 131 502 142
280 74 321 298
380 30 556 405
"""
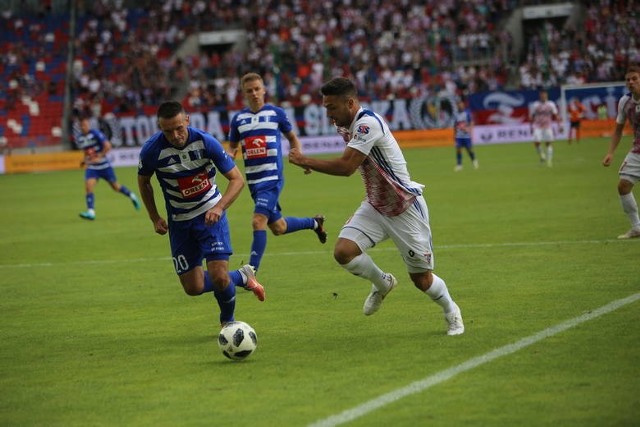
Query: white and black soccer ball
218 321 257 361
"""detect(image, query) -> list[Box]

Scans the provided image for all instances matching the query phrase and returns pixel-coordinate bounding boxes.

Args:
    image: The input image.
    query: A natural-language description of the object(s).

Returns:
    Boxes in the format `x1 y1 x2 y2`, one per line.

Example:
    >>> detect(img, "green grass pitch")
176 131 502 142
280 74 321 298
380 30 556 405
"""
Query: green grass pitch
0 138 638 426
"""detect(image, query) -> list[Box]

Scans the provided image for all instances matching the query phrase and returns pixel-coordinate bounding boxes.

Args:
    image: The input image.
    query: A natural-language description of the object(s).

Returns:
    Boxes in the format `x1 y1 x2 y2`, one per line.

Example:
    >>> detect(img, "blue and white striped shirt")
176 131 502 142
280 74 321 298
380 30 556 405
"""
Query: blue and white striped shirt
76 129 111 170
228 104 291 190
454 108 472 140
138 127 236 222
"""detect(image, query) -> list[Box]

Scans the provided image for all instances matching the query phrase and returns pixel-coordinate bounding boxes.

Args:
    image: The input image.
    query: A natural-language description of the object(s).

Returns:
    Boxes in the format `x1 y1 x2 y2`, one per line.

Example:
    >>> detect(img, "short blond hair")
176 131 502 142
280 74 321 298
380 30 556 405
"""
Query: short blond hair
240 72 263 88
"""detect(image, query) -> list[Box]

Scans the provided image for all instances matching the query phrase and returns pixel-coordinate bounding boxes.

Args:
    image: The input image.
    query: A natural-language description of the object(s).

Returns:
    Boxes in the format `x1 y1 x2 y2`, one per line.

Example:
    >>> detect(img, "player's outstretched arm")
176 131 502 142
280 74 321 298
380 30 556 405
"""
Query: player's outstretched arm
285 131 311 174
289 147 365 177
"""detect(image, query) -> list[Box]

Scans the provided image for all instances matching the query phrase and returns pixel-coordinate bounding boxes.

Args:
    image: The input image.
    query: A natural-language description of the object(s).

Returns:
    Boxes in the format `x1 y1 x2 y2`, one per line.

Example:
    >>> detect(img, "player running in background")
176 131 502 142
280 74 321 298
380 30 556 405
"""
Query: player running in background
289 77 464 336
138 101 265 327
530 89 562 167
602 65 640 239
228 72 327 273
76 117 140 220
453 98 478 172
567 97 586 144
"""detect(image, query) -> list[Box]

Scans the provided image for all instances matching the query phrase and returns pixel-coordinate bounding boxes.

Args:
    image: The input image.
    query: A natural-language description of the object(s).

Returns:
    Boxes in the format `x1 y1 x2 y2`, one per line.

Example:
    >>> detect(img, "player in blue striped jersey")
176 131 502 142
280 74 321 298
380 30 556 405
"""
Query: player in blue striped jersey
453 99 478 172
76 117 140 220
137 101 265 327
228 73 327 273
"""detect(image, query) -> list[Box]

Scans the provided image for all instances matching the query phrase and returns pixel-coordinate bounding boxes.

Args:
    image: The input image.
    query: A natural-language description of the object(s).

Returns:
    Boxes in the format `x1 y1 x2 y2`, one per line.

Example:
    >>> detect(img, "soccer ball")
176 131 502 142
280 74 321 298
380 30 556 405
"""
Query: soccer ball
217 321 258 361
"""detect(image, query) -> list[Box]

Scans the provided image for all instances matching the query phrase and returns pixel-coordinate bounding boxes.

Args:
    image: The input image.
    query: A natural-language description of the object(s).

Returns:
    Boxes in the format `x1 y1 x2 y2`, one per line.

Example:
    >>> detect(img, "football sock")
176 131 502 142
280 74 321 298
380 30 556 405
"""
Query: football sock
119 185 132 197
547 145 553 162
620 193 640 228
249 230 267 270
456 152 462 165
229 269 246 288
341 253 388 291
213 282 236 324
283 217 314 234
86 192 95 210
469 150 476 161
425 273 455 313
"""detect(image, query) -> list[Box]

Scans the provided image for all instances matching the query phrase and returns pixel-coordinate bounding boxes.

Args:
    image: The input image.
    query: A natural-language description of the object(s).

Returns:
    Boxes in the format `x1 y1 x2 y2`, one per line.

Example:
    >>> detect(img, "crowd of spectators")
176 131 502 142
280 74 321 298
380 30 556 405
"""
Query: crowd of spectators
0 7 62 109
179 0 517 109
1 0 638 121
518 0 639 88
2 0 517 118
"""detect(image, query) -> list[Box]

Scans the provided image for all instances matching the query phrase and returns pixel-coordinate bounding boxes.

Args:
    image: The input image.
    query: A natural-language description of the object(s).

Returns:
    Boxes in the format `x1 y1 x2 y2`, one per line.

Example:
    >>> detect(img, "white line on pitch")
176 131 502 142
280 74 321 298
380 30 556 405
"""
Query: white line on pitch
307 292 640 427
0 238 630 269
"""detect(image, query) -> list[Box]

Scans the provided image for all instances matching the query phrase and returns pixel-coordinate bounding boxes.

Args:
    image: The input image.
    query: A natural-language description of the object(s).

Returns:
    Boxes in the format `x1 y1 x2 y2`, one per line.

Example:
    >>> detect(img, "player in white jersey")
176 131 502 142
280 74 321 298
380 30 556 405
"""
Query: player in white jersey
289 77 464 335
602 65 640 239
529 89 561 167
228 73 326 274
138 101 265 328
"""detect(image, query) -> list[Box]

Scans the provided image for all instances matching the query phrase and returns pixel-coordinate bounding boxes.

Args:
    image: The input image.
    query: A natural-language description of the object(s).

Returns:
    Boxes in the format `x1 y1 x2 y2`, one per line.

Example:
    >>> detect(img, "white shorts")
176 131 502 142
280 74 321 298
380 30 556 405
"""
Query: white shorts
532 127 554 142
619 151 640 184
338 196 434 273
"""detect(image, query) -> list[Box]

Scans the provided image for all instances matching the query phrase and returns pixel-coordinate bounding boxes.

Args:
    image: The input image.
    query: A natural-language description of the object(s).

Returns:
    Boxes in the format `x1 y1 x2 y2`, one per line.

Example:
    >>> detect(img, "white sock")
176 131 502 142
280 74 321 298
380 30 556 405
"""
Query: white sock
342 253 388 291
547 145 553 161
620 193 640 229
425 273 455 313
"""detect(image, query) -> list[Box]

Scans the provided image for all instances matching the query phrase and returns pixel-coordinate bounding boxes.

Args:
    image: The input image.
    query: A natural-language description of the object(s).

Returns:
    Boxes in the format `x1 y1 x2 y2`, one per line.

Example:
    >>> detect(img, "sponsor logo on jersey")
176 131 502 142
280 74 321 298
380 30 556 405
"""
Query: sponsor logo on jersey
356 125 370 135
177 171 212 198
244 135 268 158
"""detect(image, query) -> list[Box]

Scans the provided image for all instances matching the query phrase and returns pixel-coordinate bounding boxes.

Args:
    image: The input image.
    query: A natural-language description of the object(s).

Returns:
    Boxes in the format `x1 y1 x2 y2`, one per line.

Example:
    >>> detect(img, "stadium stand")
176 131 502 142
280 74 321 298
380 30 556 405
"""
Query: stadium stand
0 0 637 152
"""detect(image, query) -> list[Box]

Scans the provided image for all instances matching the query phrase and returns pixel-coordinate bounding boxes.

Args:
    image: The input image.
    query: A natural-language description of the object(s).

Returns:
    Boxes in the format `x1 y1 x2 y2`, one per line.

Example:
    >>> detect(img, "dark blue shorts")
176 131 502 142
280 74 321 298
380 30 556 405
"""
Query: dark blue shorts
168 212 233 275
85 166 117 183
455 138 473 150
251 187 283 224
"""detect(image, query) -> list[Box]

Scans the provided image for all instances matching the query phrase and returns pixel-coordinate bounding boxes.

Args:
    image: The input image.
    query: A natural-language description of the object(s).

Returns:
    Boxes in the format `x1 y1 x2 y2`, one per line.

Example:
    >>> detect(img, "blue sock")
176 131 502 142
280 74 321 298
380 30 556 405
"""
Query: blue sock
119 185 132 197
203 271 237 323
229 269 246 289
86 192 95 210
249 230 267 271
283 217 314 234
456 152 462 165
211 275 236 324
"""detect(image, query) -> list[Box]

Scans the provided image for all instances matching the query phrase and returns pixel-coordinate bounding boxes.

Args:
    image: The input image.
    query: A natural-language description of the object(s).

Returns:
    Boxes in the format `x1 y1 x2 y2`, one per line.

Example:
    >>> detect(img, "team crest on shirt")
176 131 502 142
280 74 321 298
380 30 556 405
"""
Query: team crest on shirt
244 135 268 158
356 125 370 135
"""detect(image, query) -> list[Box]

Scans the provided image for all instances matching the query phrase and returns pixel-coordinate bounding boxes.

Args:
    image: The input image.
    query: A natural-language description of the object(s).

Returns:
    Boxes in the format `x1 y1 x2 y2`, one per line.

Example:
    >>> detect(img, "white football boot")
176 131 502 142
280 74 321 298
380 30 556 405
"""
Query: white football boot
363 274 397 316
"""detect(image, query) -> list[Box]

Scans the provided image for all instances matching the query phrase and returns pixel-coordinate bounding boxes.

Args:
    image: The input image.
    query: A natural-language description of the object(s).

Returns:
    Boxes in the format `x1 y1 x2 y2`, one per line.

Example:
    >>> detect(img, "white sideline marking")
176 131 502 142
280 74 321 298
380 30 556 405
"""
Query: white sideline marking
307 292 640 427
0 238 629 269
